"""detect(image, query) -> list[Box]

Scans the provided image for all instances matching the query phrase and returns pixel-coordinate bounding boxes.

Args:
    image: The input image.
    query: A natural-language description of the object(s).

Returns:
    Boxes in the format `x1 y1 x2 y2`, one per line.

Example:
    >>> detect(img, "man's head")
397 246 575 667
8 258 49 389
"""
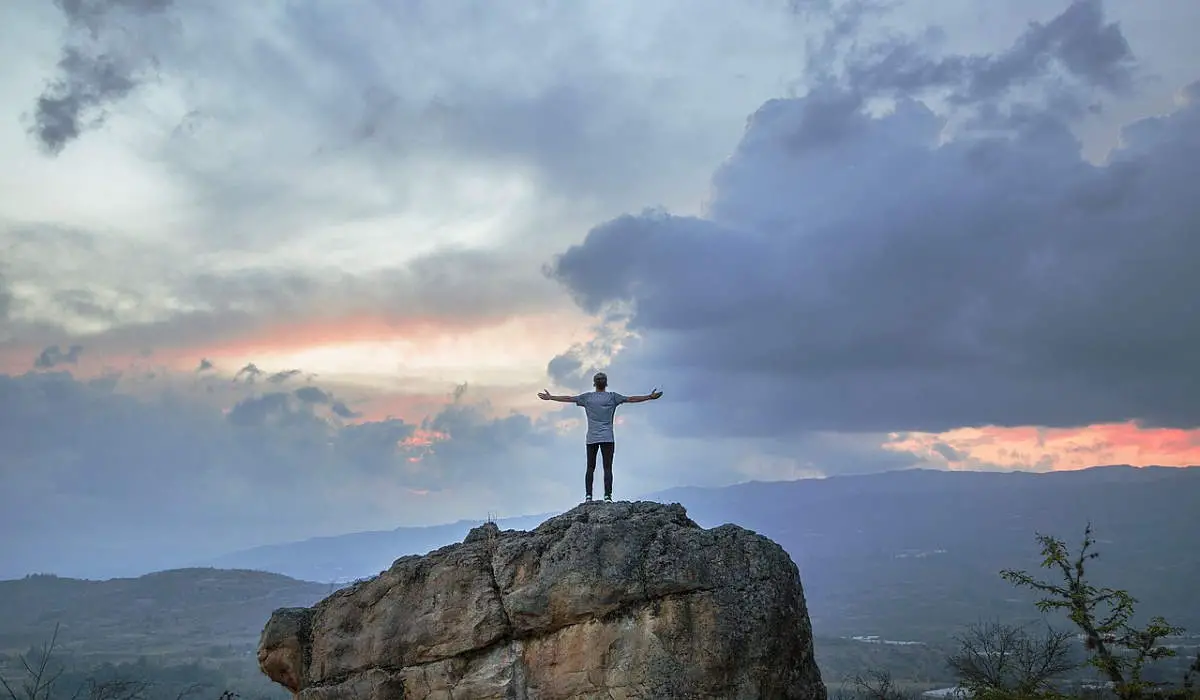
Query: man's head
593 372 607 391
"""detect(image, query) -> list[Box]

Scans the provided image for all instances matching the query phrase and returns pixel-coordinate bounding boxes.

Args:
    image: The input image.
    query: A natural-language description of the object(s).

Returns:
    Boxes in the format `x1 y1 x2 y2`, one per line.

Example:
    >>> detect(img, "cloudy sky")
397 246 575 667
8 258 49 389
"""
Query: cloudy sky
1 0 1199 578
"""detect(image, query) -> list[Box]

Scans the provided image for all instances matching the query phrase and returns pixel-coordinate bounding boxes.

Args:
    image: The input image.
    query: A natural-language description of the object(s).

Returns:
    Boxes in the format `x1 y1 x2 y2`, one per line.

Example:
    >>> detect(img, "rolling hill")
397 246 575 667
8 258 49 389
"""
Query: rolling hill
3 464 1197 688
0 568 328 663
200 464 1200 639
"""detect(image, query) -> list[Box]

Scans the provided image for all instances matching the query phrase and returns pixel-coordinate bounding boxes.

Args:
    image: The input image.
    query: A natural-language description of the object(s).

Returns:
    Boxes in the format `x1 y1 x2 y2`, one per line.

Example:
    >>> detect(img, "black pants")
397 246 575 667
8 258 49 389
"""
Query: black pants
585 441 615 498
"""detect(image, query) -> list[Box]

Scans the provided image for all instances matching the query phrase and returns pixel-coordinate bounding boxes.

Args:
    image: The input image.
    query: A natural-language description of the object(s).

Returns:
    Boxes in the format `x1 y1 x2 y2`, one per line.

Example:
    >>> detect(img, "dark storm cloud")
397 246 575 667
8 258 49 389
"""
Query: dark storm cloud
841 0 1134 106
330 400 360 419
0 362 905 578
0 370 591 577
549 3 1200 435
225 386 364 429
0 371 343 575
226 392 302 429
1001 0 1135 93
31 0 173 155
790 0 893 78
268 369 302 384
288 386 361 417
293 386 330 404
34 344 83 369
329 419 418 476
232 362 262 384
32 47 138 155
547 353 584 386
0 365 765 580
780 0 1138 156
416 404 560 484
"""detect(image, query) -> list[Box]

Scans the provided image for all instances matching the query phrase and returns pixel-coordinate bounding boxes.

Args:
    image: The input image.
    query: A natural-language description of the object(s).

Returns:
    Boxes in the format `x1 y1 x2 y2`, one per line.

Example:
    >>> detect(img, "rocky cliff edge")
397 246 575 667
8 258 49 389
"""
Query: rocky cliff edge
258 500 826 700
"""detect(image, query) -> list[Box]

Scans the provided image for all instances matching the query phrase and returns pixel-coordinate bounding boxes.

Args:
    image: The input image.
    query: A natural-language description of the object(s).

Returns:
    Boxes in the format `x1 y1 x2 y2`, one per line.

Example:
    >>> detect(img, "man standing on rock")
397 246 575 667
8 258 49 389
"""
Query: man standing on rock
538 372 663 503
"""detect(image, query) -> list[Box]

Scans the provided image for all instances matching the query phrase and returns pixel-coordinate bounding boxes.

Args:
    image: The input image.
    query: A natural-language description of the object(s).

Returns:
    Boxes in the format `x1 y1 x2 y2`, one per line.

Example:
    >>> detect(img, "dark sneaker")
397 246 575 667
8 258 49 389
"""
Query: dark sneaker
585 494 593 503
604 494 613 502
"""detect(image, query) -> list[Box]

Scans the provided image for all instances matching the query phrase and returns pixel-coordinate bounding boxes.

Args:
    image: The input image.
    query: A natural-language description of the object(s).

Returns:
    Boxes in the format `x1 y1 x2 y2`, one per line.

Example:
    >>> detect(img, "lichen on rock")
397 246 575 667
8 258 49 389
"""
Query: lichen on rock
258 500 826 699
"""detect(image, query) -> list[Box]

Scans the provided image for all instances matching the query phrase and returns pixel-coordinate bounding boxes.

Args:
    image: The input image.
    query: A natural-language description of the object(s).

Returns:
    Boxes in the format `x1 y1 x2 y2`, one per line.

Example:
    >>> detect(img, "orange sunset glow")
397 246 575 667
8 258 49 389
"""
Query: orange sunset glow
885 422 1200 471
1 309 594 382
399 428 451 463
179 311 592 383
399 428 451 449
353 392 462 423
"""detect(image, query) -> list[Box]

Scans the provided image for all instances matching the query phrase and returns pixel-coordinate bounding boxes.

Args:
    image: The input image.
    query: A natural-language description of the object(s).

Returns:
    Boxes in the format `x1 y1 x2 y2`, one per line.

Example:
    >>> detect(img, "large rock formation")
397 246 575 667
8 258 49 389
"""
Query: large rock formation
258 501 826 700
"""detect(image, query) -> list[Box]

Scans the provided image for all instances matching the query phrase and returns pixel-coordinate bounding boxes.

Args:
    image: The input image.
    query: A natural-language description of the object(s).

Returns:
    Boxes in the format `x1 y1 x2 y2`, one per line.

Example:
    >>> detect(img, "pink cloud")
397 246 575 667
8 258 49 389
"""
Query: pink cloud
885 422 1200 472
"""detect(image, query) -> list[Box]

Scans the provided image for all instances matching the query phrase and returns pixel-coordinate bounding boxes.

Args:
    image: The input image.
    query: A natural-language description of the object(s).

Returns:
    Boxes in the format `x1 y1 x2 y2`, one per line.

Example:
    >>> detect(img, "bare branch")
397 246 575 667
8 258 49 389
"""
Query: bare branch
849 669 914 700
87 678 152 700
173 682 210 700
0 673 20 700
947 620 1076 696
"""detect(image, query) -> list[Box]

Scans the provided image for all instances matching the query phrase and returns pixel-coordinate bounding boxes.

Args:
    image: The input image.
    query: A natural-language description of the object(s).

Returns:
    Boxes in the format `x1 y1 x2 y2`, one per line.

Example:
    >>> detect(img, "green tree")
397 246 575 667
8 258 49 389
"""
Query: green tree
999 523 1189 700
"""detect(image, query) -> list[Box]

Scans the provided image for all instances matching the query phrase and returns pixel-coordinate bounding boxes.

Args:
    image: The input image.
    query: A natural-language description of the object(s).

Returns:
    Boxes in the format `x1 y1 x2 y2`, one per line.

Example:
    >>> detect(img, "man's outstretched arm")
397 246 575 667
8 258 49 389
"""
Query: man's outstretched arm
538 389 577 403
625 389 663 404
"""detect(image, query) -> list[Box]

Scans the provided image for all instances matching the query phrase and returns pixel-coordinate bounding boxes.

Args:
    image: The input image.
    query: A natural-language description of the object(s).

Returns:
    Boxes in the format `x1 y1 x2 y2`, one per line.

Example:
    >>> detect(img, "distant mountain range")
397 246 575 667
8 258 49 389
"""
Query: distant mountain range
4 464 1196 668
651 464 1200 639
198 464 1200 640
3 465 1196 693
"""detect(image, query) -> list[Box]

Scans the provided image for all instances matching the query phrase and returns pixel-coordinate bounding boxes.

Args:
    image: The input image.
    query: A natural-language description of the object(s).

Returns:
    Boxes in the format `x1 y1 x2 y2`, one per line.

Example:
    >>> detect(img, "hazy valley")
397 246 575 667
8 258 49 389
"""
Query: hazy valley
4 465 1197 696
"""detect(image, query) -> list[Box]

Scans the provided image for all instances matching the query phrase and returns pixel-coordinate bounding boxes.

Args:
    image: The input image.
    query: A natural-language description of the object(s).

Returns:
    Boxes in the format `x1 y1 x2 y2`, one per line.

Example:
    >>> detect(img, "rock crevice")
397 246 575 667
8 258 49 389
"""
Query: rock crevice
258 501 826 700
477 523 515 639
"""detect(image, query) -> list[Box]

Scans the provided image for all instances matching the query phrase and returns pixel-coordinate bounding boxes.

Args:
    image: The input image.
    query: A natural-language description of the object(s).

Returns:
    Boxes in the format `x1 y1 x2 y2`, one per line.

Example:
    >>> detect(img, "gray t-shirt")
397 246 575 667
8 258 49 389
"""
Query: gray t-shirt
573 391 629 444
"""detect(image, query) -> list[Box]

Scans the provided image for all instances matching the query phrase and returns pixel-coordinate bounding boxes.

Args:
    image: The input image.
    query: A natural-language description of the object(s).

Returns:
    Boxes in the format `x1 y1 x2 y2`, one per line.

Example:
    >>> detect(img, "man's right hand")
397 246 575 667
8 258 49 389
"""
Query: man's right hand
538 389 552 400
